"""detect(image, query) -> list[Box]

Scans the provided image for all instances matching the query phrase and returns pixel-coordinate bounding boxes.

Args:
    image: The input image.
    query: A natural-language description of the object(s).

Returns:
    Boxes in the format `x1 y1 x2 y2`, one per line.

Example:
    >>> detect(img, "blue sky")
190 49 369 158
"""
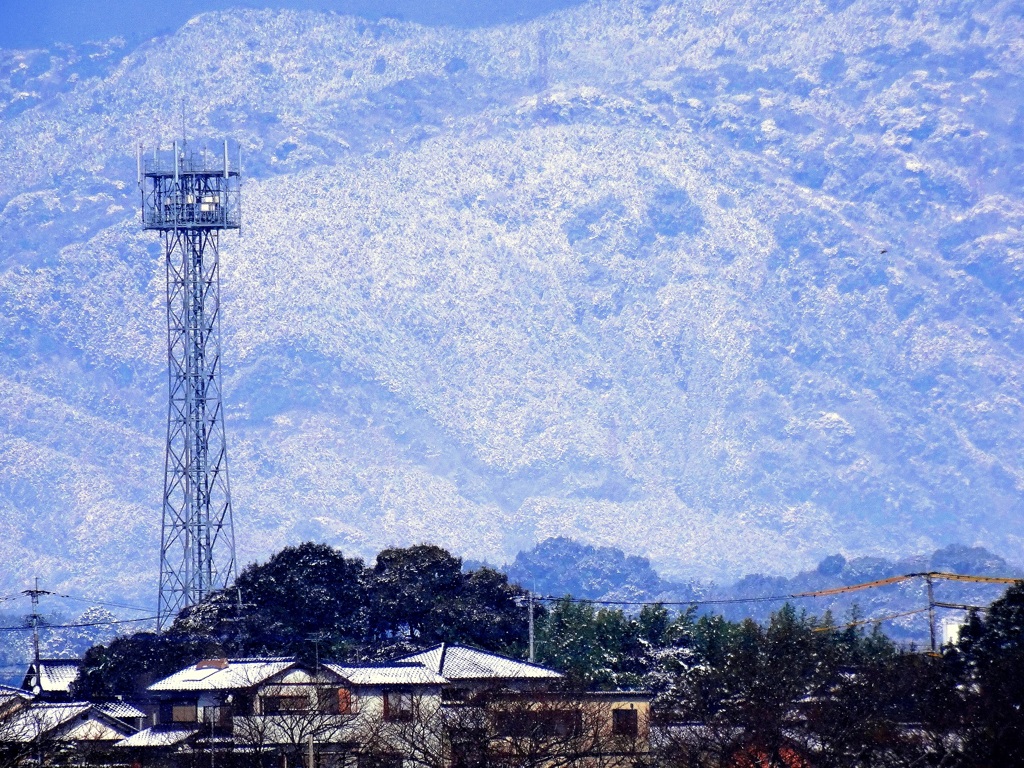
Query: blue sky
0 0 585 48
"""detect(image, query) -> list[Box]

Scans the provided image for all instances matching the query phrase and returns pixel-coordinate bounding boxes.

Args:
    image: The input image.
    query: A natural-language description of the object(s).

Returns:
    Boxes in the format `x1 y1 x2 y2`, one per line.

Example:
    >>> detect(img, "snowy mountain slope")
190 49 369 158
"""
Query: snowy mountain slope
0 0 1023 603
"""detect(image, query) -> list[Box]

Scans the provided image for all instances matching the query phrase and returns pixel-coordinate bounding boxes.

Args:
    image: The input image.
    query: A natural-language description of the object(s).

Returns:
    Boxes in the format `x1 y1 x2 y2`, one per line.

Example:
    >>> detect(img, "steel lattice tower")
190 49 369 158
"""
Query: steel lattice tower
139 140 241 630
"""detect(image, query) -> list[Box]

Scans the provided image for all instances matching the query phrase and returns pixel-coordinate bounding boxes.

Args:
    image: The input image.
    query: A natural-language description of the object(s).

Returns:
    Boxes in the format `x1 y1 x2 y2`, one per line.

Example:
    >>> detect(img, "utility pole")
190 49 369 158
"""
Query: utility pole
926 575 937 654
23 578 52 669
528 591 535 664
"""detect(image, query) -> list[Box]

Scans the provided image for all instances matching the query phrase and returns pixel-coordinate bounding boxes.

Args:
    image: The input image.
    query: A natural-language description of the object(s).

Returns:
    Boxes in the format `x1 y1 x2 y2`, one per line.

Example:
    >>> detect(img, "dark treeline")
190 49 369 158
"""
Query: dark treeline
74 542 1024 766
74 543 531 699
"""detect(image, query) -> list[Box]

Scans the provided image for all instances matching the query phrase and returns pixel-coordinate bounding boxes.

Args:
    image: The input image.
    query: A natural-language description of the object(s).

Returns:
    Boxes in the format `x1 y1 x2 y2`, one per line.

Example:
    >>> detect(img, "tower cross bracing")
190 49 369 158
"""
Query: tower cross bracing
139 140 240 630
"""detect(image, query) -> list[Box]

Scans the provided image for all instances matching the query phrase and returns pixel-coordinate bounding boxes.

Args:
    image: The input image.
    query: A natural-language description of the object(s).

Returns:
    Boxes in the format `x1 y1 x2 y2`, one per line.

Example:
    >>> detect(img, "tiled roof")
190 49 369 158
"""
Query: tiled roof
148 658 295 692
324 663 447 687
392 644 562 681
0 683 32 706
60 717 133 742
116 726 199 748
0 702 127 741
23 660 81 693
97 701 147 719
12 702 89 736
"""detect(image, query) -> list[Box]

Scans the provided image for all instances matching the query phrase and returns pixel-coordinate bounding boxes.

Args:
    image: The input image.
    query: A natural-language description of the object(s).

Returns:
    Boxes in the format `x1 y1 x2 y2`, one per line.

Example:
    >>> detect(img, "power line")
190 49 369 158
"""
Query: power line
0 615 158 633
811 610 933 634
51 593 152 613
534 594 805 607
532 571 1020 609
0 581 151 613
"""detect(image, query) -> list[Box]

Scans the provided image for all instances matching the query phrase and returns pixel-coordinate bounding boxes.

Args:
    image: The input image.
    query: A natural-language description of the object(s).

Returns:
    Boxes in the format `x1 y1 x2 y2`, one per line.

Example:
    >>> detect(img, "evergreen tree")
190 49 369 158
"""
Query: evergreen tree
172 541 367 662
72 631 222 700
366 545 467 646
957 582 1024 765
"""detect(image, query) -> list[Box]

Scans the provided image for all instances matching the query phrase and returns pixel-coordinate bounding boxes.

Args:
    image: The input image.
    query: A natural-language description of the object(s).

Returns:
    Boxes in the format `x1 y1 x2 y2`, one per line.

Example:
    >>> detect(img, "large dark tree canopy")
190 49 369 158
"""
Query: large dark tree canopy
364 545 531 654
367 545 467 645
233 541 367 658
72 631 222 702
170 542 368 661
78 542 533 696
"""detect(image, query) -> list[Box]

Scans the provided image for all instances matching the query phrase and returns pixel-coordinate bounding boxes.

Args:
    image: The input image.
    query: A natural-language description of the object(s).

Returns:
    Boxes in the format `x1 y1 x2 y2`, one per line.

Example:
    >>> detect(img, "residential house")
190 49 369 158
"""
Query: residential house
0 700 136 765
389 645 651 768
116 648 652 768
445 688 652 768
390 644 563 701
0 684 32 720
96 700 148 732
21 659 81 701
119 657 446 767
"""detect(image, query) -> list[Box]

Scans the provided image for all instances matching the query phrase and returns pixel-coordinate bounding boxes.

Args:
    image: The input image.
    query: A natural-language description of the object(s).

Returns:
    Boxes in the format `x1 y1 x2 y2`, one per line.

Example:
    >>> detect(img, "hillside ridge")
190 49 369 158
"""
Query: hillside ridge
0 0 1022 601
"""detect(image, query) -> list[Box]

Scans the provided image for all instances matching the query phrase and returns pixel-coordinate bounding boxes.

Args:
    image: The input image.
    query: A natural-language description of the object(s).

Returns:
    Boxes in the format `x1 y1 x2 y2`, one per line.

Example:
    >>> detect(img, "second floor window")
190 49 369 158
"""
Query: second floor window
262 694 309 714
383 691 414 721
202 706 232 727
314 687 355 714
494 709 582 739
171 704 197 723
612 708 638 737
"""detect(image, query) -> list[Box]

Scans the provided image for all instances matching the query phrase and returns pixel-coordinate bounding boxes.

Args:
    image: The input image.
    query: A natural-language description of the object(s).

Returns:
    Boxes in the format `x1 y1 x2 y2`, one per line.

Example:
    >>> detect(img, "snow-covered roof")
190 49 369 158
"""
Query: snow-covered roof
22 660 81 694
148 658 295 692
0 683 32 708
4 702 89 739
391 644 562 682
116 726 199 748
0 702 130 742
97 701 147 720
324 663 447 687
60 717 133 742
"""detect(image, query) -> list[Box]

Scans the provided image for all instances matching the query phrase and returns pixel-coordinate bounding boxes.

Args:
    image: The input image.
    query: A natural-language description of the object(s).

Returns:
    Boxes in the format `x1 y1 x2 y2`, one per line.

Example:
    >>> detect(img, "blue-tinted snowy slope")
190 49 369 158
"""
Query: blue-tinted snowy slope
0 0 1022 602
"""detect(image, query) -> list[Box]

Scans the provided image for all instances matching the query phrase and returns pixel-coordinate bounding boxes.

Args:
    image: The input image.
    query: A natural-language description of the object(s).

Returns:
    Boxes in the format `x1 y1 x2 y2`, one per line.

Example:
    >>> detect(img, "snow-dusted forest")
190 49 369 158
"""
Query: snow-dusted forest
1 0 1023 604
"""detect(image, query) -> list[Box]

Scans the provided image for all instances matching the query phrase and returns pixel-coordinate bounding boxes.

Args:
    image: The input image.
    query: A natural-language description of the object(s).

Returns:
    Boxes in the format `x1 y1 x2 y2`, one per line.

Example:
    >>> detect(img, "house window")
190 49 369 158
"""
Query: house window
315 687 355 714
263 694 309 714
172 704 198 723
383 691 414 721
316 687 338 714
338 689 354 715
202 706 232 726
546 710 582 738
612 708 638 737
311 688 356 720
450 738 487 768
234 692 255 716
494 710 581 739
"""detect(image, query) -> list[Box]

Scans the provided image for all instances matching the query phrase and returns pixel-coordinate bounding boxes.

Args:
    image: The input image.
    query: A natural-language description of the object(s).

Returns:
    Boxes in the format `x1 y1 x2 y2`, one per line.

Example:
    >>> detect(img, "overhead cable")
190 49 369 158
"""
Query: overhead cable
0 615 158 633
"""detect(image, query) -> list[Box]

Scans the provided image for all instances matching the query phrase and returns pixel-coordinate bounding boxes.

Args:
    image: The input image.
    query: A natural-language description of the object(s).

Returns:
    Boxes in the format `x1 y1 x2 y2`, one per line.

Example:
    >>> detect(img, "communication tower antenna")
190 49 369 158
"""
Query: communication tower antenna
138 137 241 630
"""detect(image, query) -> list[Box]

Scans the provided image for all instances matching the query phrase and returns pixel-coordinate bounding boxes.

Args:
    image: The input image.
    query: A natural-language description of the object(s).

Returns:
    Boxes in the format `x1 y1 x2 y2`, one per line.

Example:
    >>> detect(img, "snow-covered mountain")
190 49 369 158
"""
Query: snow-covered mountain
503 537 1020 644
1 0 1022 604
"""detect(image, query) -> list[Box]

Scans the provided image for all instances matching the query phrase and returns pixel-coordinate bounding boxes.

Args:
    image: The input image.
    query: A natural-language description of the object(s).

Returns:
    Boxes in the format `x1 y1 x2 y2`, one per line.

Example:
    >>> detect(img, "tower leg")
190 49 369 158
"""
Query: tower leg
157 227 236 630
